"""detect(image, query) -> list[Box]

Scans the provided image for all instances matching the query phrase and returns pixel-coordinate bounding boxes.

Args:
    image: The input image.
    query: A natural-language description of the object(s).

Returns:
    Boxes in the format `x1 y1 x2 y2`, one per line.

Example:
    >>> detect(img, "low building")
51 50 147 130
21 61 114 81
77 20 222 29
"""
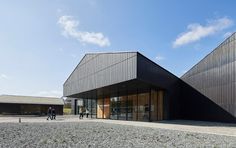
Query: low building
0 95 64 115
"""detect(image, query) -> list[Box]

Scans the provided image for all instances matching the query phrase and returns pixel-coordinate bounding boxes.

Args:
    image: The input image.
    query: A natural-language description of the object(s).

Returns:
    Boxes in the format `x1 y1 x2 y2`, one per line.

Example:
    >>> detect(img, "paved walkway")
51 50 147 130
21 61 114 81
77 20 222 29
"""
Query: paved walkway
0 115 235 137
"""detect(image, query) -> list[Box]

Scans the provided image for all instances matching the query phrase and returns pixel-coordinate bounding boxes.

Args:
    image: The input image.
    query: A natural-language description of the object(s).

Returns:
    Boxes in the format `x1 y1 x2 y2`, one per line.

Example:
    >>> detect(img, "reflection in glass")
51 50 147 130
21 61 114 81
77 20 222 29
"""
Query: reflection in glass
91 99 97 118
127 94 137 121
138 93 149 121
110 97 118 119
118 96 127 120
93 89 163 121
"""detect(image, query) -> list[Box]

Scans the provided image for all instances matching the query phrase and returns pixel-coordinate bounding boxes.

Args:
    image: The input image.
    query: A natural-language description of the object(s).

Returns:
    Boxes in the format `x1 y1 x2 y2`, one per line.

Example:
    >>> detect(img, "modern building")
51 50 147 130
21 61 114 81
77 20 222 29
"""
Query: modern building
0 95 64 115
64 33 236 123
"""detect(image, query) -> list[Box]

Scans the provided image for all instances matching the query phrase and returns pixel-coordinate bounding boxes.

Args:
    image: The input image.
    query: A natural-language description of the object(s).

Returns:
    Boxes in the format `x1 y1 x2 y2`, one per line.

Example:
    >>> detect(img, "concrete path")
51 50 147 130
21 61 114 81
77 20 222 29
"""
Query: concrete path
0 115 235 137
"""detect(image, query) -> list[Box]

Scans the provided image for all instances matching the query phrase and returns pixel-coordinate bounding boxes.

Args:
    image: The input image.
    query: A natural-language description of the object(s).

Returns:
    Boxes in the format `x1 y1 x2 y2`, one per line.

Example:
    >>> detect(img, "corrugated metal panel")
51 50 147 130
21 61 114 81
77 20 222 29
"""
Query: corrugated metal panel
181 33 236 117
64 52 137 96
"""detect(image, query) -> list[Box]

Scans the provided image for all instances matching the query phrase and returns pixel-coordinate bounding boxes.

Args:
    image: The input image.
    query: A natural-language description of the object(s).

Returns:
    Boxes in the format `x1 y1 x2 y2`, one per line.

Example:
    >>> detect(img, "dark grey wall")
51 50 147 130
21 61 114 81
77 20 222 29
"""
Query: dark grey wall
181 33 236 118
0 103 20 114
0 103 63 115
137 53 181 120
64 52 137 97
136 53 236 122
179 81 236 122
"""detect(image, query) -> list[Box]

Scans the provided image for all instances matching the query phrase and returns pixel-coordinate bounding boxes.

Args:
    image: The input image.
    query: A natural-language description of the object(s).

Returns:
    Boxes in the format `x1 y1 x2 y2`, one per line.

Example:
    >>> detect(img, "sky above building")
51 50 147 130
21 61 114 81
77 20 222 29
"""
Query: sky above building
0 0 235 97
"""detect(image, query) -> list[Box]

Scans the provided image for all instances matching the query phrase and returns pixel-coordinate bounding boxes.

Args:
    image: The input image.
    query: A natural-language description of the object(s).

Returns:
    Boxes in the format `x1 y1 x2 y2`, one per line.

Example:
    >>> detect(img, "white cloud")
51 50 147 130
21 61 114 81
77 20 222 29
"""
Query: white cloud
36 90 62 98
0 74 9 80
173 17 233 48
155 55 165 61
58 15 110 47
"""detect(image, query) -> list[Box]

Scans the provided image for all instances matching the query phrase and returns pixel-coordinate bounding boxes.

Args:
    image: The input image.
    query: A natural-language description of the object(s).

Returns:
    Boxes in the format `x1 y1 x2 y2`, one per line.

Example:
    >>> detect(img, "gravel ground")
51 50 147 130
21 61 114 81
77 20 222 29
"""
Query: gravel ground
0 122 235 148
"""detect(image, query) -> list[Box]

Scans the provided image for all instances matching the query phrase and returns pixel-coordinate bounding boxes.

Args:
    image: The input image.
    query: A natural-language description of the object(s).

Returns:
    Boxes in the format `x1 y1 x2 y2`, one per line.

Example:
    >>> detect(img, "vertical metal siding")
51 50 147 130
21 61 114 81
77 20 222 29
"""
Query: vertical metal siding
63 52 137 96
181 33 236 117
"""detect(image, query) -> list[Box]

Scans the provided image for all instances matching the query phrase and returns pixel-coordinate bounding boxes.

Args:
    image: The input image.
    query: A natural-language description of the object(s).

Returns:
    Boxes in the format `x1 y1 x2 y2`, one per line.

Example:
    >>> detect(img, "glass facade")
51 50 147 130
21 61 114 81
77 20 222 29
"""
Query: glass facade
118 96 127 120
82 99 96 118
128 94 137 120
110 97 118 119
80 89 164 121
137 92 149 121
91 99 97 118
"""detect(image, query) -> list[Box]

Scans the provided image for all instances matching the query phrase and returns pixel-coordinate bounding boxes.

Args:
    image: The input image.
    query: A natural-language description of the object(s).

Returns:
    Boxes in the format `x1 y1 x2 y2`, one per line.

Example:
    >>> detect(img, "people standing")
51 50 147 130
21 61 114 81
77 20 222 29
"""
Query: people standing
52 107 56 120
86 108 89 118
47 107 52 120
79 107 83 119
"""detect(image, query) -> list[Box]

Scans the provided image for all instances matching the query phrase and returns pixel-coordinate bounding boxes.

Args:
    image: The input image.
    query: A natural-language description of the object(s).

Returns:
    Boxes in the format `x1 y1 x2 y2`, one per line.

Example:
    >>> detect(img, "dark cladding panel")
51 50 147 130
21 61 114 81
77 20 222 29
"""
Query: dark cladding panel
64 52 137 96
180 81 236 123
181 33 236 117
137 53 181 119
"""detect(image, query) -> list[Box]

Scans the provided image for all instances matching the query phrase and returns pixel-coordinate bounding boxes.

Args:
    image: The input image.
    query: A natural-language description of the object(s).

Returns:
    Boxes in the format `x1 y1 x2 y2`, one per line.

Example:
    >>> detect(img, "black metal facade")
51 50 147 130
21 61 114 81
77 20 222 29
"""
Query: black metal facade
181 33 236 119
137 53 181 120
64 48 236 122
64 52 137 97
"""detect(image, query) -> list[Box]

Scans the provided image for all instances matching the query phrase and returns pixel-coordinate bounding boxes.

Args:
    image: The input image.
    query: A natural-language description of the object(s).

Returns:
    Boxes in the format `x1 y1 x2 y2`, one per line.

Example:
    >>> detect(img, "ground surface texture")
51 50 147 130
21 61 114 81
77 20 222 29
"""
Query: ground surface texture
0 121 235 148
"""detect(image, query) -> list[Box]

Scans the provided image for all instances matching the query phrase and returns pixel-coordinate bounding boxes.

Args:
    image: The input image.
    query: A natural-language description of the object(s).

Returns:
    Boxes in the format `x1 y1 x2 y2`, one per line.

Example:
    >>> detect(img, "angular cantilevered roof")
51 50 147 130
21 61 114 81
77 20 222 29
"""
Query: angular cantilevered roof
0 95 64 105
64 52 138 97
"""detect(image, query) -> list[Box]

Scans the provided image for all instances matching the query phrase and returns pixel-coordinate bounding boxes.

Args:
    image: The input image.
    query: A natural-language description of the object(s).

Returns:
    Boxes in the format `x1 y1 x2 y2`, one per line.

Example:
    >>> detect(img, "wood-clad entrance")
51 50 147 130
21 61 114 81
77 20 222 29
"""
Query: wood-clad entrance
150 90 164 121
103 97 110 119
95 89 163 121
97 97 110 119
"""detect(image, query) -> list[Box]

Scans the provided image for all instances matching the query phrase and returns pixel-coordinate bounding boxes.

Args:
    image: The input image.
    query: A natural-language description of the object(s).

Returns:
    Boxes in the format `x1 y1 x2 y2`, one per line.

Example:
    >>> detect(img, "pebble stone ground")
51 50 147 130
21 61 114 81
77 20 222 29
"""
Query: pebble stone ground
0 116 235 148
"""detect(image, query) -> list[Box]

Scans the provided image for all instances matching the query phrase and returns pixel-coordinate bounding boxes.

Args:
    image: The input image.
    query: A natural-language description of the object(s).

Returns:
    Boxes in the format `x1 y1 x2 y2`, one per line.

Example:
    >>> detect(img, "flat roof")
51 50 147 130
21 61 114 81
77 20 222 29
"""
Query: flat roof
0 95 64 105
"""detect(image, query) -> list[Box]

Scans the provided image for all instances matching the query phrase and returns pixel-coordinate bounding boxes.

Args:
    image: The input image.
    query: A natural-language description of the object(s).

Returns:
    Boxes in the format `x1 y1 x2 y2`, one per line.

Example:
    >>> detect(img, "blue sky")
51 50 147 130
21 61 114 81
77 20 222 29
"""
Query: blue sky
0 0 235 97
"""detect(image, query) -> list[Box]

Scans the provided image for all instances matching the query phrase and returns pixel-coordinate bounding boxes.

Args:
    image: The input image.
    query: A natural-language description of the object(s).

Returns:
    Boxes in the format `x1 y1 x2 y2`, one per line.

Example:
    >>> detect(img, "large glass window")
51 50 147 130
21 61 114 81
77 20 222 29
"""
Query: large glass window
94 89 163 121
91 99 97 118
83 99 88 112
137 92 149 121
87 99 92 118
118 96 127 120
127 94 137 121
110 97 118 119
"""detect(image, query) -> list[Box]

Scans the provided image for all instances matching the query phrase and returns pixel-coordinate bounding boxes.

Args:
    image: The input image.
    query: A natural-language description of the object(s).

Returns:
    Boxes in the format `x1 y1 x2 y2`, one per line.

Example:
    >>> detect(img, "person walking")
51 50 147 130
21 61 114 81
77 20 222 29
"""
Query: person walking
52 107 56 120
86 108 89 118
47 107 52 120
79 107 83 119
